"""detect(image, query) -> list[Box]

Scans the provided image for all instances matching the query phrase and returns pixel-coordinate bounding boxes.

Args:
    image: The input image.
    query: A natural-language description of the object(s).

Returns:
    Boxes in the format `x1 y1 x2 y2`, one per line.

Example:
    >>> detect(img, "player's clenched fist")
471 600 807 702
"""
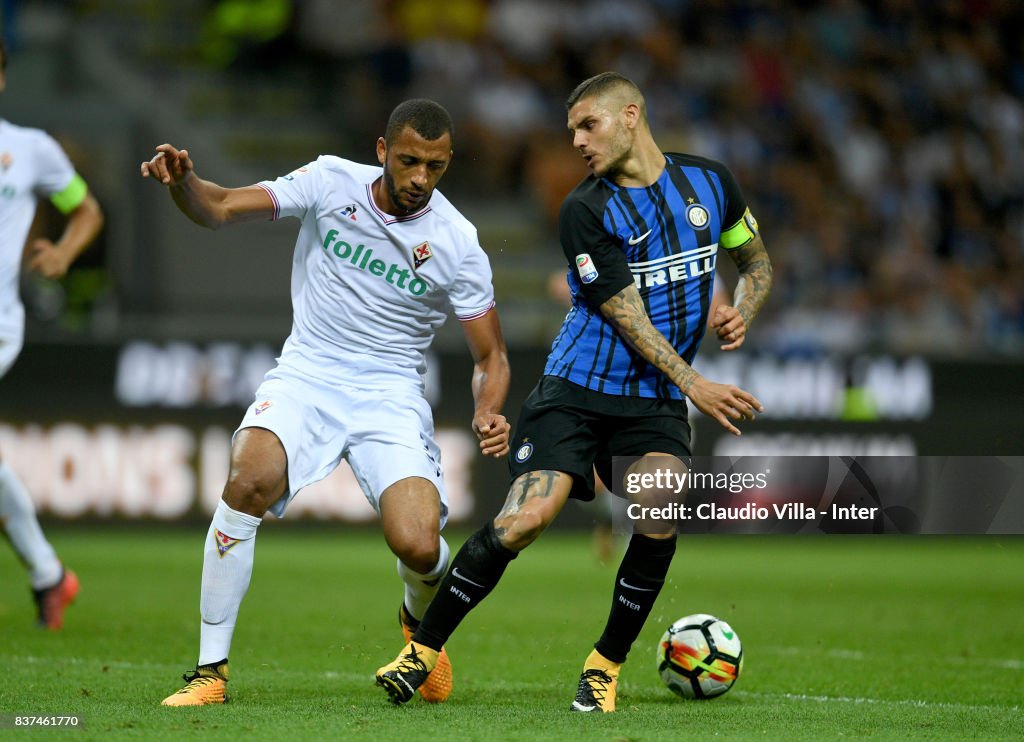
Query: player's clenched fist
710 304 748 351
27 239 72 279
473 413 511 458
140 144 194 186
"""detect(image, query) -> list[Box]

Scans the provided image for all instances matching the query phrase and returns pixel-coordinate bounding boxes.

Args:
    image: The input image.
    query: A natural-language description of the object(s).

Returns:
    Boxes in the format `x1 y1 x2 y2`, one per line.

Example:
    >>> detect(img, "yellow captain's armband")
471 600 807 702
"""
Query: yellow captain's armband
49 173 88 215
720 207 759 249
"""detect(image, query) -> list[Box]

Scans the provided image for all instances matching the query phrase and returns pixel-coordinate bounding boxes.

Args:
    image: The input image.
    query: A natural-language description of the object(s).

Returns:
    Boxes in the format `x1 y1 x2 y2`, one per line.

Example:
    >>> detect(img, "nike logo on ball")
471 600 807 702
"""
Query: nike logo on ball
627 229 652 245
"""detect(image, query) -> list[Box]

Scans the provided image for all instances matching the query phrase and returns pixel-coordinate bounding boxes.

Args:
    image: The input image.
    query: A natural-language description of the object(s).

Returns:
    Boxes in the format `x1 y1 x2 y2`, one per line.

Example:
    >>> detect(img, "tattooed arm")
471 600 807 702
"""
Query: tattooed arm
599 285 763 435
710 233 773 351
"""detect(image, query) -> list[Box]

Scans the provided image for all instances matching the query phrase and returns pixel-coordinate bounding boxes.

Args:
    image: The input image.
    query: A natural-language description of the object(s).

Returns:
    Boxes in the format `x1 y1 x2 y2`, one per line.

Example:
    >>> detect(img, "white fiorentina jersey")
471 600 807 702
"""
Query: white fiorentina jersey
258 156 495 390
0 119 78 342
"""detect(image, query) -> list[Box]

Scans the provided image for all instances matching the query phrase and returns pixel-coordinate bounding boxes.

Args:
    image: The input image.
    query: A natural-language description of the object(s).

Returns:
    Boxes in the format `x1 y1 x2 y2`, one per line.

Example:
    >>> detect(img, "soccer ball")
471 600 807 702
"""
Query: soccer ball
657 614 743 699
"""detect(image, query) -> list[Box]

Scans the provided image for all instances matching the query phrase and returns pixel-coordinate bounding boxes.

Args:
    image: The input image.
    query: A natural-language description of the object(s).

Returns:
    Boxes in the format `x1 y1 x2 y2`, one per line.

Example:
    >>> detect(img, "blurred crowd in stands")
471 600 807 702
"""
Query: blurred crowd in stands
10 0 1024 357
287 0 1024 357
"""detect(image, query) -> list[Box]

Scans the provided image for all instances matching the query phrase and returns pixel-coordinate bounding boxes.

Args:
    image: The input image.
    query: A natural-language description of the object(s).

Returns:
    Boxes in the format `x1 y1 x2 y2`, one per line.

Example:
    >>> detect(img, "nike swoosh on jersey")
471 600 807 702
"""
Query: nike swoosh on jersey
618 578 656 591
627 229 653 245
452 567 487 589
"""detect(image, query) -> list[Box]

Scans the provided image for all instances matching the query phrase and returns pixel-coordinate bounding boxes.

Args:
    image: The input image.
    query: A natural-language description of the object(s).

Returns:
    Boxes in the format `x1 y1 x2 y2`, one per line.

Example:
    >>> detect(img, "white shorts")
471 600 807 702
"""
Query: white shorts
235 369 447 524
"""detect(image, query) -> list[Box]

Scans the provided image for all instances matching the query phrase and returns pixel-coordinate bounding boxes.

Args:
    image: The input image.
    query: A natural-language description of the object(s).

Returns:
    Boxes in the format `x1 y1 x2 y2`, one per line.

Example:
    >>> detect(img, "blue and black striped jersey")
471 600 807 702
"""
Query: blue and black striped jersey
544 152 759 400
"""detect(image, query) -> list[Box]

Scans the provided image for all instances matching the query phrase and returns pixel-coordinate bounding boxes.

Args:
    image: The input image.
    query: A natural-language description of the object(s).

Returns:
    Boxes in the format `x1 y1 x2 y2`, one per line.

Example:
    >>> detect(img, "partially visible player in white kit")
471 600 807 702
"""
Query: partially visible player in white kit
0 39 103 630
142 99 511 707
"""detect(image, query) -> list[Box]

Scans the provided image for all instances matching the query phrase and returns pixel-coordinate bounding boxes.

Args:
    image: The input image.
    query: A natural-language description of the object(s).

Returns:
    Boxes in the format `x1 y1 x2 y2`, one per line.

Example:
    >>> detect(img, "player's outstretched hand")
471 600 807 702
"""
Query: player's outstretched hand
686 377 763 436
140 144 194 186
473 413 511 459
710 304 748 351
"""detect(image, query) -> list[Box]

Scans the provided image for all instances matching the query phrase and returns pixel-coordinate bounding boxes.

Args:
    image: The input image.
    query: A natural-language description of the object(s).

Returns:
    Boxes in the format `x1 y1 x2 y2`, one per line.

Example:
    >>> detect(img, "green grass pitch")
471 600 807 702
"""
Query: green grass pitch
1 526 1021 740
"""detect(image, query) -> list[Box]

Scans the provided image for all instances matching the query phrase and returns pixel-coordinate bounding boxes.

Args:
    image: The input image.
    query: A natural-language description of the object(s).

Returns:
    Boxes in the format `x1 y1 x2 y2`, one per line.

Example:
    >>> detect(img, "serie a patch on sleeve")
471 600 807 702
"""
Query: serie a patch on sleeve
576 253 599 283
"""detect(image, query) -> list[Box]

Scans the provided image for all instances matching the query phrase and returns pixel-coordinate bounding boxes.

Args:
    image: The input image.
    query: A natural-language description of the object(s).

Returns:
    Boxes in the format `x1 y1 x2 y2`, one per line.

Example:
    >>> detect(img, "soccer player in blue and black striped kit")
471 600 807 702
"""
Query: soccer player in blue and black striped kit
378 72 772 711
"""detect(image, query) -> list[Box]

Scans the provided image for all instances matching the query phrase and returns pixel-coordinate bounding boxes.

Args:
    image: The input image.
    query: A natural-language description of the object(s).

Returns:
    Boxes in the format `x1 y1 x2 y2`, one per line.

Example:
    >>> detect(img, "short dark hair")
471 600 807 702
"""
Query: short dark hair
566 71 646 117
385 99 454 146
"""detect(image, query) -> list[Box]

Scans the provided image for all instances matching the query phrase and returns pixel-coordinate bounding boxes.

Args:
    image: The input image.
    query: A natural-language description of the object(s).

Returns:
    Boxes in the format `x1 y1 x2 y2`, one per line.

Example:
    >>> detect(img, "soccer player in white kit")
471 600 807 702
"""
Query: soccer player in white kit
0 40 103 630
142 99 511 706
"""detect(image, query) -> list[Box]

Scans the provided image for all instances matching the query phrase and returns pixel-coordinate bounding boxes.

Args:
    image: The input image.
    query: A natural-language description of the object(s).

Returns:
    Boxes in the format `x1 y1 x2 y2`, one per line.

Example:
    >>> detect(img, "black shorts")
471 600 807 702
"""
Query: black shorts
508 375 692 502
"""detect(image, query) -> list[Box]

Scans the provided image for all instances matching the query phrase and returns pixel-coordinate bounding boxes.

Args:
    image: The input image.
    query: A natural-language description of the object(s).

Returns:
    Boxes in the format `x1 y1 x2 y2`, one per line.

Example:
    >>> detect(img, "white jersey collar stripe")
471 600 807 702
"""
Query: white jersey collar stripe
365 183 432 225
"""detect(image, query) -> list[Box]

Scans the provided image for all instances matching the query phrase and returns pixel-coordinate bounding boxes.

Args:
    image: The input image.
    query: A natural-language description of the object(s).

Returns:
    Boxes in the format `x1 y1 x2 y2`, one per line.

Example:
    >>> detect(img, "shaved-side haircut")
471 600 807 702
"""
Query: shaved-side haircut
565 72 648 122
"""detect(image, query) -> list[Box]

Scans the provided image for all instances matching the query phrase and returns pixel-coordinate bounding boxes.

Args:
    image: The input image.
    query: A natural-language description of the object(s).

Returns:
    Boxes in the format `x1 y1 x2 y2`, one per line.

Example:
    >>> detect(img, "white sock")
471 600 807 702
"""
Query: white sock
0 462 62 589
397 535 450 622
198 499 262 666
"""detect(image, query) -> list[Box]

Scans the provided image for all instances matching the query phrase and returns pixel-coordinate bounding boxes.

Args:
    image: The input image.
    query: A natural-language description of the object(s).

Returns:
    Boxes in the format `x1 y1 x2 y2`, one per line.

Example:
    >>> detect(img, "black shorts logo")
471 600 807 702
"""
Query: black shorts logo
514 442 534 463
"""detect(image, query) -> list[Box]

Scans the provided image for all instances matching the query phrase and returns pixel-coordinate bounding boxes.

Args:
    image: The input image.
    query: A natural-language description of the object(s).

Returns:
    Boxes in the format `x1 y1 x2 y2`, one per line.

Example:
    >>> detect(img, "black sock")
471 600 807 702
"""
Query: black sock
413 522 517 651
594 533 677 664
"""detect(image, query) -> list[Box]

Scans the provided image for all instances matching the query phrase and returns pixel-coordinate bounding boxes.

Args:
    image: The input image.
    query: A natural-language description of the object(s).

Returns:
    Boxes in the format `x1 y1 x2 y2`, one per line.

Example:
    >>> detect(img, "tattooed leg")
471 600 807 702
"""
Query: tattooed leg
494 470 574 551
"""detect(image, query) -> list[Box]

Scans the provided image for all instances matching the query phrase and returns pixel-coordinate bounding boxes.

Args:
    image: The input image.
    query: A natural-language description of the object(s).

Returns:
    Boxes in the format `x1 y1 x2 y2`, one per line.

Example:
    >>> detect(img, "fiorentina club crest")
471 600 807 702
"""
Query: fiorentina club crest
412 241 433 269
214 528 239 558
